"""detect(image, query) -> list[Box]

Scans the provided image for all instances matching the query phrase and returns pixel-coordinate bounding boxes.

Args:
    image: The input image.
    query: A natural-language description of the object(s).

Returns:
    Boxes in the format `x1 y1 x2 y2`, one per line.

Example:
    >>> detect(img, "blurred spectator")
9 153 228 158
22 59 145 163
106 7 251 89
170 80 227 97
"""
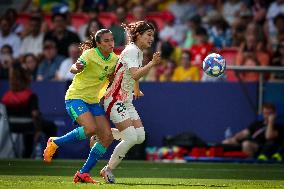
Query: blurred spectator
222 103 284 158
1 63 36 157
29 7 50 33
1 63 57 158
36 40 65 81
19 16 44 57
132 5 146 22
78 7 100 41
80 18 103 42
44 13 80 57
110 6 127 47
0 16 21 58
252 0 268 25
158 40 182 66
22 53 39 81
270 14 284 50
55 43 80 81
221 0 246 25
4 8 24 35
157 59 176 82
159 12 185 46
168 0 194 23
239 54 260 82
230 20 246 47
0 44 14 79
77 0 107 12
236 22 270 67
172 51 200 81
270 41 284 81
21 0 76 13
206 11 232 49
266 0 284 43
189 26 213 66
183 15 201 49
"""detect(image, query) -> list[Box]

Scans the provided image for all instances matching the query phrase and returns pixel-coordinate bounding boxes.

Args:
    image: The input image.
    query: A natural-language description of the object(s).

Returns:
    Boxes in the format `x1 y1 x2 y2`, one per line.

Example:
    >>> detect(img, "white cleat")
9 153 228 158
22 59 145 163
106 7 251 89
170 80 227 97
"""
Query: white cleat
100 166 115 184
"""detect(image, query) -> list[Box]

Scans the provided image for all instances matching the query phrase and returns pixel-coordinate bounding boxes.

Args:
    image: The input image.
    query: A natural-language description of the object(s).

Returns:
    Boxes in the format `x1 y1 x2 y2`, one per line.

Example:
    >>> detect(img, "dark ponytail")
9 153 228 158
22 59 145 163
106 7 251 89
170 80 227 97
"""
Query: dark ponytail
79 29 112 52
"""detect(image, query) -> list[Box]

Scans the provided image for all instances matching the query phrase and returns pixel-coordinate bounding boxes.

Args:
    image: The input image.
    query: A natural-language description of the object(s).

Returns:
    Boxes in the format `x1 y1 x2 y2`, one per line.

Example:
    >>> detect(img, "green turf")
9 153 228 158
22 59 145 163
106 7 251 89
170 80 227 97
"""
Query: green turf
0 159 284 189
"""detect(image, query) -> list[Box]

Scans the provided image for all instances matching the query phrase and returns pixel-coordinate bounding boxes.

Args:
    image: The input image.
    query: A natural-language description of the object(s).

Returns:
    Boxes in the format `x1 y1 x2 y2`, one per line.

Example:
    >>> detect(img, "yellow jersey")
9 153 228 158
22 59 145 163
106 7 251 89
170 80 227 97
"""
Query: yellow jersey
65 48 118 104
171 66 200 81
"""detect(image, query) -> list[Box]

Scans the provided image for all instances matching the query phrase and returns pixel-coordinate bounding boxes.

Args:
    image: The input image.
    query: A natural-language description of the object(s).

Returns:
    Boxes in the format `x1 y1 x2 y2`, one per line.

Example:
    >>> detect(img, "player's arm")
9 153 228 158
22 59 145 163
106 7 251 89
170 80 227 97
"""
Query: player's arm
265 113 278 140
130 52 161 81
133 81 144 99
222 129 250 144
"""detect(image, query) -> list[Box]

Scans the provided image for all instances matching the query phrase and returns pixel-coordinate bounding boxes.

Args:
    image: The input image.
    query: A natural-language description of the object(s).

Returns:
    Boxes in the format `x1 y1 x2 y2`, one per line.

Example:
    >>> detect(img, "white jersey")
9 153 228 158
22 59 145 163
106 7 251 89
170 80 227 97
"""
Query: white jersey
105 43 143 102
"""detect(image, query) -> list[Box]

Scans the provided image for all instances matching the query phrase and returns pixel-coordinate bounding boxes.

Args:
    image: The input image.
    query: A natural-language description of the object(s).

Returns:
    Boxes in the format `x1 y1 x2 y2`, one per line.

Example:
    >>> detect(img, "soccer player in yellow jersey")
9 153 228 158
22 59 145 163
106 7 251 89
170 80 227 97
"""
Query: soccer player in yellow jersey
43 29 118 184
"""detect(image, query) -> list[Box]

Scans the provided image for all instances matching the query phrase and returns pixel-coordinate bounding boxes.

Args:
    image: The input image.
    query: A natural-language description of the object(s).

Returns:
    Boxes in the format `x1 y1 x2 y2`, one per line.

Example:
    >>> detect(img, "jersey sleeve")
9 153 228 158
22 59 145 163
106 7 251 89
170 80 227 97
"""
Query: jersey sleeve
123 47 139 69
78 49 91 67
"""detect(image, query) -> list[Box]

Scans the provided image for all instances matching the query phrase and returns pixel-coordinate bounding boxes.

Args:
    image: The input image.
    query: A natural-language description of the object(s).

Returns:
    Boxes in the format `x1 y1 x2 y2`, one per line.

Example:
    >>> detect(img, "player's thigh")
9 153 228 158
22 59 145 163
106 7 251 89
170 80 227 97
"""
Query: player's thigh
93 115 112 141
126 102 143 128
104 97 132 131
76 111 96 136
65 99 96 134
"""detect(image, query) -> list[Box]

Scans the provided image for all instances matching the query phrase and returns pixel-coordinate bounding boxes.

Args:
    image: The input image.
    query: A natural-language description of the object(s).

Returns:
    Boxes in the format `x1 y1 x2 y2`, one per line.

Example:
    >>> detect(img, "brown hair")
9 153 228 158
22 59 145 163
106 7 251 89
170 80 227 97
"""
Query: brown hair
9 64 31 91
122 21 155 44
263 103 276 112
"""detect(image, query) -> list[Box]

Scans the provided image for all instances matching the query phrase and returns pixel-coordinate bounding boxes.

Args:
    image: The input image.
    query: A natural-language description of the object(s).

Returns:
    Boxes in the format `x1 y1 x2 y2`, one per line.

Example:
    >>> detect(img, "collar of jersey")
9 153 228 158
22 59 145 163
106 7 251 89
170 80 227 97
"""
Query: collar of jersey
95 47 112 61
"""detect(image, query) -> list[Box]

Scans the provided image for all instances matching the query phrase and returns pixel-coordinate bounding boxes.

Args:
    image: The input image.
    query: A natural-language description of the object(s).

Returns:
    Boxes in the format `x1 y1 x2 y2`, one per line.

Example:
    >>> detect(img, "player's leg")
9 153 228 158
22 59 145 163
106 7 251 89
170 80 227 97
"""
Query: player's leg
43 99 95 162
242 140 259 157
74 104 113 184
128 103 145 144
101 100 141 183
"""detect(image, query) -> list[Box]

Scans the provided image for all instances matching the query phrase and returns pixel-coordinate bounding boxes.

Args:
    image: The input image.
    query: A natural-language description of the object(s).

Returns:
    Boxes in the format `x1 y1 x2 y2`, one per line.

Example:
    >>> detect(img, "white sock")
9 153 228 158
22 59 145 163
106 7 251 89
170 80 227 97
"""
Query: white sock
136 127 145 144
108 126 137 170
111 128 122 141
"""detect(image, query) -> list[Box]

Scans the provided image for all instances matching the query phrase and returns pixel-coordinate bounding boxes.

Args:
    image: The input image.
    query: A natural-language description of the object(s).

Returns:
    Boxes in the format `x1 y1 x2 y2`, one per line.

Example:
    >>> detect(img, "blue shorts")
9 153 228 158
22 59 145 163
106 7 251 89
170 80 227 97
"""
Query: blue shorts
65 99 105 121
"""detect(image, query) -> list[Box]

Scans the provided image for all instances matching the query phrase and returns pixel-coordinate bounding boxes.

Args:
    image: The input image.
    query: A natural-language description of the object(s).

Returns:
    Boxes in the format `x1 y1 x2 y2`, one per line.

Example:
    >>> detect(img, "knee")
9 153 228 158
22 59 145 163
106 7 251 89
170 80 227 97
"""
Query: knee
83 126 96 137
121 127 138 145
136 127 145 144
242 140 257 157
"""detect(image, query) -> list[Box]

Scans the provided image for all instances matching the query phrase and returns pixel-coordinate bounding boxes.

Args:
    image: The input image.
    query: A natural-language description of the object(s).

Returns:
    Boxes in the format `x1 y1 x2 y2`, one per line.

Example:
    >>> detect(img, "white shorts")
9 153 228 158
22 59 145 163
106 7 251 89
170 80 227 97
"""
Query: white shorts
104 96 140 123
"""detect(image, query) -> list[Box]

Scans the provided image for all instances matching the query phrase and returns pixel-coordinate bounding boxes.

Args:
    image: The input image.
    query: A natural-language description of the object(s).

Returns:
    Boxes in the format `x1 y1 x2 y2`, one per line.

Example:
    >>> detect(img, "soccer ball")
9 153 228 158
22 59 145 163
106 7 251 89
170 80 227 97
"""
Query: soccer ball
202 53 226 77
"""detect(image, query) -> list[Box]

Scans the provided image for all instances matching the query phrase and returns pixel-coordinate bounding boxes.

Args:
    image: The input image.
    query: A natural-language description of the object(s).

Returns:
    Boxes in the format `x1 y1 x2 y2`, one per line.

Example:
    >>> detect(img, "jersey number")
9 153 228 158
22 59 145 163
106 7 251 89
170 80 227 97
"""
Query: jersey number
116 102 126 113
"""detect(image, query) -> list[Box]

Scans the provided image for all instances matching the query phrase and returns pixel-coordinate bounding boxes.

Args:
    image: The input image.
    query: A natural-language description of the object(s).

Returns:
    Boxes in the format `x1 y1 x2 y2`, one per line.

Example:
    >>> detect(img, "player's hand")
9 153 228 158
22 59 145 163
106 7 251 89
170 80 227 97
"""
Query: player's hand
134 90 144 100
76 62 84 72
268 113 276 124
152 52 161 65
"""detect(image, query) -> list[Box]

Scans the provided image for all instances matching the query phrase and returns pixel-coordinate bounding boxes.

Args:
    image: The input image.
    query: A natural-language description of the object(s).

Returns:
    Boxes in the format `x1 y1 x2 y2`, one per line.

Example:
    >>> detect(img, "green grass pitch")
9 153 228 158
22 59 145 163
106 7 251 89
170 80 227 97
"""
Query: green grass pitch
0 159 284 189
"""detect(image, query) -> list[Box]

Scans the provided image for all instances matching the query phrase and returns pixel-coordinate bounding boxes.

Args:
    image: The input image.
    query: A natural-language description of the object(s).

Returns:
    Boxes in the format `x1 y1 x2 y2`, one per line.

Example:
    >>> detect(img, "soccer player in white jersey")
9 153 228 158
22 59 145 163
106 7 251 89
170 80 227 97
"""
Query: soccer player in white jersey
99 21 161 183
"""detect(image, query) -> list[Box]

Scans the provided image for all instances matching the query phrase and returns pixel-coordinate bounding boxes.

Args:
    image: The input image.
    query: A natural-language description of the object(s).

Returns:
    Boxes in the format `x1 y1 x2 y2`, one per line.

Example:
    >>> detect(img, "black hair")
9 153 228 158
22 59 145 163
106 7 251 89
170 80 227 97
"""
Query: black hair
1 44 13 54
29 16 42 23
52 13 67 22
79 29 112 52
122 21 155 43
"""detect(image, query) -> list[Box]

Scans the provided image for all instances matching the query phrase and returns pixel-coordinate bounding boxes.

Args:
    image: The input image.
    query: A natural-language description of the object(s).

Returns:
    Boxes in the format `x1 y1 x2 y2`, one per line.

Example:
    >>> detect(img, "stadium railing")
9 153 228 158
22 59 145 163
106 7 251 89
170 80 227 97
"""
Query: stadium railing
226 65 284 114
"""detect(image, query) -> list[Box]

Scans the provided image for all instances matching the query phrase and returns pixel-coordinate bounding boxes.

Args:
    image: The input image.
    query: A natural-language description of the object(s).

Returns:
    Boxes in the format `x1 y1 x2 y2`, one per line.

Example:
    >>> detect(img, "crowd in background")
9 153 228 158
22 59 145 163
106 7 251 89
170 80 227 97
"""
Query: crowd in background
1 0 284 83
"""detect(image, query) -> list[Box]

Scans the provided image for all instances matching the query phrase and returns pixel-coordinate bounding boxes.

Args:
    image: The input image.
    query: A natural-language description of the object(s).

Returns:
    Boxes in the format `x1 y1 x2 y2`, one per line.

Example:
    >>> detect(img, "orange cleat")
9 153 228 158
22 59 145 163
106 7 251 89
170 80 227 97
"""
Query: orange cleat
73 171 97 184
43 137 58 163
